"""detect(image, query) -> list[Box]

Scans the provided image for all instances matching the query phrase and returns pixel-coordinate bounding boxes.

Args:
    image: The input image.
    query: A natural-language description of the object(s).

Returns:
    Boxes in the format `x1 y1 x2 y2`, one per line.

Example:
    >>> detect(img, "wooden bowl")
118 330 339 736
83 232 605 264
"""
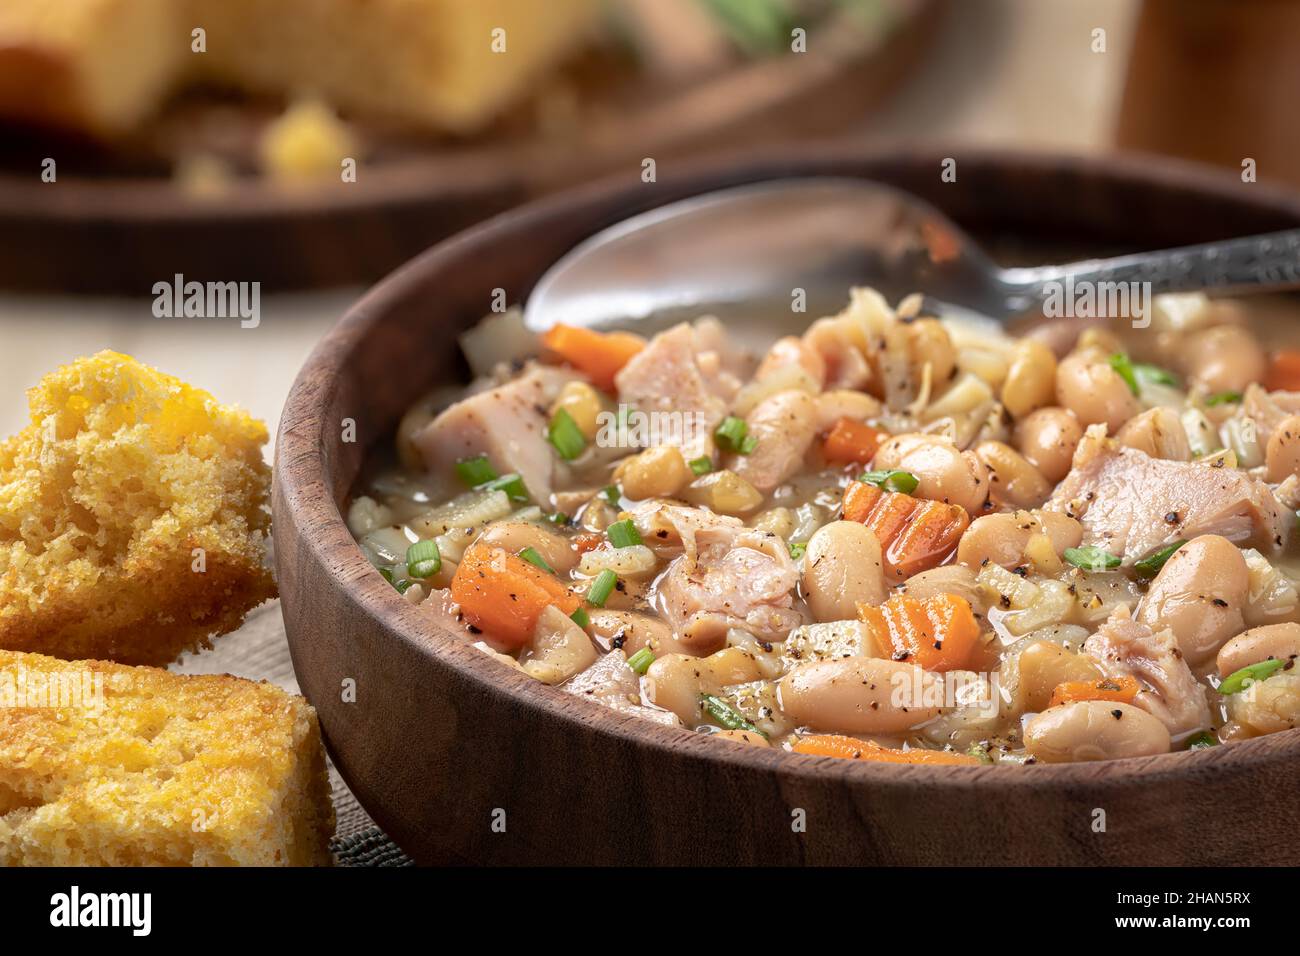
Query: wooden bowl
274 144 1300 866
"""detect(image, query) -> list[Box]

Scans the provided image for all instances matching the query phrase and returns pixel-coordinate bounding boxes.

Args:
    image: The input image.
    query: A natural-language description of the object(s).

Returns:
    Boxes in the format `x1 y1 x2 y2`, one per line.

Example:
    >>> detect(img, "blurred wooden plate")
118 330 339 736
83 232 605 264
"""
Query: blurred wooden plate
0 0 940 294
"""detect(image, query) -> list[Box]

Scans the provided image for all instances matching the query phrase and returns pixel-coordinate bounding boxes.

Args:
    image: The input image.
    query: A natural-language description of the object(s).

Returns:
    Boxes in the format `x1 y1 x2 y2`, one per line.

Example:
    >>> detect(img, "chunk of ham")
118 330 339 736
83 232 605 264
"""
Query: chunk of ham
562 651 681 726
627 500 744 564
614 318 744 459
1243 383 1300 444
413 365 573 503
1044 426 1289 561
656 526 804 651
1083 606 1211 741
726 390 817 492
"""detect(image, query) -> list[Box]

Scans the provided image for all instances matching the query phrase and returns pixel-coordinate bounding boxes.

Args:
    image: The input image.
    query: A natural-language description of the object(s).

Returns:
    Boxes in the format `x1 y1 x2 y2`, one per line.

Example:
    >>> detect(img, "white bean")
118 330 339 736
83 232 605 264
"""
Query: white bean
778 658 944 733
803 521 888 622
1024 701 1171 762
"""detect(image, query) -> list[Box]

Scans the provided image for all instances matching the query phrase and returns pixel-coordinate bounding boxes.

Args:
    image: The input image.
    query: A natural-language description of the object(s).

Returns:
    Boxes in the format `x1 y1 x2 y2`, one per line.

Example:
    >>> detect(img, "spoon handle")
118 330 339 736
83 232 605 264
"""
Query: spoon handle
1004 228 1300 314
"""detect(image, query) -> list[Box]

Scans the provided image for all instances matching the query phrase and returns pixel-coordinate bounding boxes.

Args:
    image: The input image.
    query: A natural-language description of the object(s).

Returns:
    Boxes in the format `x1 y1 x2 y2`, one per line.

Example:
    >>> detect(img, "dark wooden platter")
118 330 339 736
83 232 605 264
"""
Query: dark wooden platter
274 144 1300 866
0 0 939 295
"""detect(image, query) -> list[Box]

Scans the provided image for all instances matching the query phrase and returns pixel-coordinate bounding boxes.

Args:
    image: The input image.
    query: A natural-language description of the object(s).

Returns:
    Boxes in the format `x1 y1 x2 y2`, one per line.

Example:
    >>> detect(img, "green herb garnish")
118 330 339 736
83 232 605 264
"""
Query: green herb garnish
1218 659 1287 695
602 485 621 507
967 744 994 765
455 454 497 487
546 511 571 527
517 546 553 574
586 569 618 607
788 541 807 560
1186 731 1218 750
859 469 920 494
1063 545 1122 571
406 539 441 579
483 472 529 502
626 647 655 675
700 694 766 737
689 456 714 476
1205 390 1244 407
547 407 587 461
570 607 590 629
606 518 642 549
393 578 415 594
1108 353 1139 395
715 416 757 454
1132 540 1185 580
1134 362 1178 388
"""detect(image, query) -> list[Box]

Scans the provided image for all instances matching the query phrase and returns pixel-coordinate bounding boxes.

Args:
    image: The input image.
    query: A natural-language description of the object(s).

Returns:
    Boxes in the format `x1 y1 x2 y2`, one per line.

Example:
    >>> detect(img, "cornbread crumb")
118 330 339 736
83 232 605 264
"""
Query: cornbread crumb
0 351 276 665
259 97 356 181
0 650 333 866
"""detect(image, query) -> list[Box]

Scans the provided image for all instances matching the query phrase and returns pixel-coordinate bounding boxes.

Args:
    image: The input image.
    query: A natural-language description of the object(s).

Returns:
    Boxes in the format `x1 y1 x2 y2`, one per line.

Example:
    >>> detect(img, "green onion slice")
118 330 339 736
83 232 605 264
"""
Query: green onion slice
788 541 807 560
1063 545 1122 571
586 569 618 607
517 546 553 574
700 694 766 737
547 408 587 461
602 485 621 507
1134 362 1178 388
689 456 714 476
483 472 529 502
546 512 570 526
1108 353 1139 395
570 607 590 629
626 647 655 675
1205 390 1244 407
859 469 920 494
967 744 994 764
378 567 395 585
606 518 642 549
1132 540 1185 580
455 455 497 487
1186 731 1218 750
714 416 753 454
1218 658 1287 695
406 539 441 578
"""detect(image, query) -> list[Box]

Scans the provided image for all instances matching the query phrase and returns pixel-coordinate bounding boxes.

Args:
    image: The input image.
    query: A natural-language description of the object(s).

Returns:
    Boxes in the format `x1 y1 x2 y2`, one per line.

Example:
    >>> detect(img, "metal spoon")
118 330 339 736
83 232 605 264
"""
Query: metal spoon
524 178 1300 333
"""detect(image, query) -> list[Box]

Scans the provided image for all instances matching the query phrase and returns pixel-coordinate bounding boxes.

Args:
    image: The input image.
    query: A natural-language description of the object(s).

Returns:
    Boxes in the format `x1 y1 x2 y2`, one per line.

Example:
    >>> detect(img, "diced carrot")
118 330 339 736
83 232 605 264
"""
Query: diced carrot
841 482 967 580
1048 675 1140 709
884 500 969 581
541 324 645 392
792 734 980 765
842 479 883 524
572 531 606 555
822 418 888 465
857 592 980 672
450 542 581 647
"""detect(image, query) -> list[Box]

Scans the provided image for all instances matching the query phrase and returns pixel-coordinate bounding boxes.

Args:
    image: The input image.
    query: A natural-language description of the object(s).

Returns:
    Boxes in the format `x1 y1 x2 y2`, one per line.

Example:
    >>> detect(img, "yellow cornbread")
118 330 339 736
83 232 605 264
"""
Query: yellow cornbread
0 650 333 866
0 351 276 665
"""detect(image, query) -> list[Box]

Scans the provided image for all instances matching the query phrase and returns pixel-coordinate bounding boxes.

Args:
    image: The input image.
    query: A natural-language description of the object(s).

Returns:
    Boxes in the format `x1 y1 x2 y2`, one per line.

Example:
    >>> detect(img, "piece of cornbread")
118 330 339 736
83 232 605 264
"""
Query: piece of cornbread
0 0 185 135
0 650 334 866
0 351 277 666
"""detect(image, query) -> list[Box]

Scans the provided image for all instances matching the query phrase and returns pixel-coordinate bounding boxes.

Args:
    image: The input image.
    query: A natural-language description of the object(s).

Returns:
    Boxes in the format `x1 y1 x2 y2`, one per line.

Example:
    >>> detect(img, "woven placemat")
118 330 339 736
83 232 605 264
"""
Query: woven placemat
173 601 412 867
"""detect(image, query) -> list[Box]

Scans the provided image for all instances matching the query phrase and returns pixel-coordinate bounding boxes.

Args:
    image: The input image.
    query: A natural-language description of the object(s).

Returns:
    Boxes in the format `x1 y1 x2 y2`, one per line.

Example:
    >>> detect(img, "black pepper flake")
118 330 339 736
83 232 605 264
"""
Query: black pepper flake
1111 709 1123 719
1164 511 1180 525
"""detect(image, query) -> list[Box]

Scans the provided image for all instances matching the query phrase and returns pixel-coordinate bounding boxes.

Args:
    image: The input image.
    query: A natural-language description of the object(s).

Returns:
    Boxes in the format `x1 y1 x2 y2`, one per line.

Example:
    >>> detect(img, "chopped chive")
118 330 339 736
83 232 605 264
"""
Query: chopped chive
1063 545 1121 571
700 694 766 737
547 407 587 461
1218 658 1287 695
406 539 441 578
738 434 758 454
378 567 395 584
393 578 415 594
483 472 529 502
714 416 752 453
967 743 994 765
1205 390 1244 407
1134 362 1178 388
570 607 590 629
859 469 920 494
689 455 714 476
788 541 807 560
546 511 571 527
455 454 497 486
586 569 618 607
1132 540 1185 580
1108 353 1139 395
626 647 655 675
1187 731 1218 750
517 546 553 574
602 485 621 507
607 518 642 549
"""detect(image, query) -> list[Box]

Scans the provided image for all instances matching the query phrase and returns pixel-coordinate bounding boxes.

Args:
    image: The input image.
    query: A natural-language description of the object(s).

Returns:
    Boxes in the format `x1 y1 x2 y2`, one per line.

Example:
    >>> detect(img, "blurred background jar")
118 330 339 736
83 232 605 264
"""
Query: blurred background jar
1117 0 1300 186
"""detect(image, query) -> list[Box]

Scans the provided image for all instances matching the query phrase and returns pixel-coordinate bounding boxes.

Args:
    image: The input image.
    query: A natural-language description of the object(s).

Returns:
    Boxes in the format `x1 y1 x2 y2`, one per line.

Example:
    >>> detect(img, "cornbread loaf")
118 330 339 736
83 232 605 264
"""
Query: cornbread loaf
0 0 601 137
0 650 333 866
0 351 276 665
0 0 185 134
